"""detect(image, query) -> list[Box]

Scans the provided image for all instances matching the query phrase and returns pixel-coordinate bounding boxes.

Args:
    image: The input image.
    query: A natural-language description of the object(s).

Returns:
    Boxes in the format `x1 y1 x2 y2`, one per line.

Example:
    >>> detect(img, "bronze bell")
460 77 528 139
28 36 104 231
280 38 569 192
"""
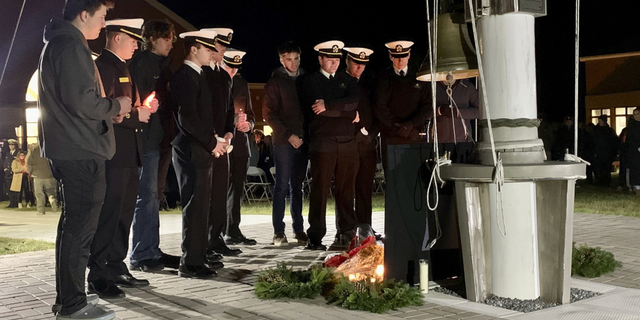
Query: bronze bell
416 12 479 82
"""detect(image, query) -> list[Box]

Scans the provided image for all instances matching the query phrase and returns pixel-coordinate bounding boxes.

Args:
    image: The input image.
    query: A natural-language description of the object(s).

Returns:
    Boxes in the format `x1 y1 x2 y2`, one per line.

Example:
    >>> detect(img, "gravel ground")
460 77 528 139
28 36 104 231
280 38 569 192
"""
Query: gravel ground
433 287 600 313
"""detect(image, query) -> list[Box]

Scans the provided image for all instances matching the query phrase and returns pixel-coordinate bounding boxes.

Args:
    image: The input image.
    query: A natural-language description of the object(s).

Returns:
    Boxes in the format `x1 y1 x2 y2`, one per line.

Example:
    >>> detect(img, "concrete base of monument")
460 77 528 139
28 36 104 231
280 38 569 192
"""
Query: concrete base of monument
423 279 639 319
439 162 587 303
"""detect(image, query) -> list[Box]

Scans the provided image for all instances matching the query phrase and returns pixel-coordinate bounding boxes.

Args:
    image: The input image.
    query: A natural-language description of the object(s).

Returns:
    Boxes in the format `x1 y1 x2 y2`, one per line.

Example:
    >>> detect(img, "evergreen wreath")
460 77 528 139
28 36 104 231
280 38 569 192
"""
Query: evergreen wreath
254 263 333 299
254 263 423 313
571 242 622 278
324 275 423 313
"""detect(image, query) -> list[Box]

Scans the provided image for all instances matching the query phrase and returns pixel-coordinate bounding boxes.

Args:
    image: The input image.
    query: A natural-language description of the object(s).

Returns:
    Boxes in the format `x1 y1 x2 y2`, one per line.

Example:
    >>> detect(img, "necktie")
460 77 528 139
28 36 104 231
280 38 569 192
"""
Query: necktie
329 75 334 80
399 70 405 77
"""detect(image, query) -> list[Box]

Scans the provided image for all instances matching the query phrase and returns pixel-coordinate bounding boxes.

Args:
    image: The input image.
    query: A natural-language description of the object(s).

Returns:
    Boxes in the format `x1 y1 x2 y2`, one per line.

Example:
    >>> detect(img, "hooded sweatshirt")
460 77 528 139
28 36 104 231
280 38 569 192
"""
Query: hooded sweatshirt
38 18 120 161
262 66 306 145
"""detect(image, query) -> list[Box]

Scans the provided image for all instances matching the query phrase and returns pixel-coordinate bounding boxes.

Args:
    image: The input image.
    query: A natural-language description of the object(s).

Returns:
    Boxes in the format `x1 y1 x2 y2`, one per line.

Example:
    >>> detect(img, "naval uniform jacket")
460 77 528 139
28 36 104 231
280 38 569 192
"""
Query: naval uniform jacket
302 70 359 152
95 49 143 168
171 65 217 151
374 67 431 144
204 65 235 137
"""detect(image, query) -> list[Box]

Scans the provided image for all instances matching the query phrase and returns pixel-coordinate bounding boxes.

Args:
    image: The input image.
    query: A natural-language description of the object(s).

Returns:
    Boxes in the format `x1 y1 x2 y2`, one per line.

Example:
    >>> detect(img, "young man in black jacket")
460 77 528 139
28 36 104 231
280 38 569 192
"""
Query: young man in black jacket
343 47 378 228
172 30 227 279
200 28 242 258
88 18 152 300
303 40 359 250
38 0 131 318
128 19 180 273
263 41 309 247
221 50 258 246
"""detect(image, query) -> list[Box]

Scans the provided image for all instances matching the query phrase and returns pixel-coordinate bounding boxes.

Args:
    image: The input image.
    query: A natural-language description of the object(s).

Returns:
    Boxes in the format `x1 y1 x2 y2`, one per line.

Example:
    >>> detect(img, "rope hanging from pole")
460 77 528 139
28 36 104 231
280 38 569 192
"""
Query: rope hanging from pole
0 0 28 90
574 0 580 157
467 0 507 237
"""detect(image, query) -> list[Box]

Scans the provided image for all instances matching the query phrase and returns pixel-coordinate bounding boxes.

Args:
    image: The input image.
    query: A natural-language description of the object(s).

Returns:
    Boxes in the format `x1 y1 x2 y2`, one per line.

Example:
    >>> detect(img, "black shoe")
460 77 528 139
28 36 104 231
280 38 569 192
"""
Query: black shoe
211 246 242 256
131 259 164 273
225 236 257 246
294 232 309 245
178 265 216 279
159 252 180 269
204 260 224 271
328 234 350 251
112 274 149 288
87 279 125 299
305 241 327 251
205 250 224 262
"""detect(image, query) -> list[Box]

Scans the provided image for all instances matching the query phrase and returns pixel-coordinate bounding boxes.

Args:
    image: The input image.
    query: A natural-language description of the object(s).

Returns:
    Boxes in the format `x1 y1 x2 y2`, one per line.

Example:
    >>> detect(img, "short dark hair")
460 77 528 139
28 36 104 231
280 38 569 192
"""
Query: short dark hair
277 41 301 57
142 19 176 51
63 0 114 21
183 39 203 57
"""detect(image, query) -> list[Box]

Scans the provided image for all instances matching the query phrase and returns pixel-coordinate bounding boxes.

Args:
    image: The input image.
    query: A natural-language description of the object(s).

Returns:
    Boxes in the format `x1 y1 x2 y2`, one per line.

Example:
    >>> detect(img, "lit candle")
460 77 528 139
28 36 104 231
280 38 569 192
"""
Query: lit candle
419 259 429 294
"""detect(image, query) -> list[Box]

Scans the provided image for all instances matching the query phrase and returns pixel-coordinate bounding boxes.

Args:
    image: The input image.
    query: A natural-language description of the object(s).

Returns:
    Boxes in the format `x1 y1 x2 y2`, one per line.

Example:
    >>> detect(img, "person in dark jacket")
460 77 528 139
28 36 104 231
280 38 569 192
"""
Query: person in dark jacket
551 116 575 161
38 1 131 318
200 28 242 258
88 19 152 300
221 50 258 245
591 114 619 187
303 40 359 251
342 47 378 228
373 40 432 284
626 108 640 195
375 41 430 164
428 77 479 163
3 139 20 208
128 19 180 273
262 41 308 247
172 30 227 279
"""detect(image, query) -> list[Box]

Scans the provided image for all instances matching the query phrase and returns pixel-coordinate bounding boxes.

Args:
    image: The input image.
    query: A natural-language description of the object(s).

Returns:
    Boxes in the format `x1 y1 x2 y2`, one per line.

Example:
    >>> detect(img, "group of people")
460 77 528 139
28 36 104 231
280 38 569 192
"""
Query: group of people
37 1 481 319
546 110 640 192
2 140 59 213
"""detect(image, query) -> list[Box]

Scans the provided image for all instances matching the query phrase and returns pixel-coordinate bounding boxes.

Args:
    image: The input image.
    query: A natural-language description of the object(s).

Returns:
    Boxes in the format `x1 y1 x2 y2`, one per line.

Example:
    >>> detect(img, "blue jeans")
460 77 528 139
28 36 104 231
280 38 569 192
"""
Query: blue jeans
130 150 161 264
272 144 307 234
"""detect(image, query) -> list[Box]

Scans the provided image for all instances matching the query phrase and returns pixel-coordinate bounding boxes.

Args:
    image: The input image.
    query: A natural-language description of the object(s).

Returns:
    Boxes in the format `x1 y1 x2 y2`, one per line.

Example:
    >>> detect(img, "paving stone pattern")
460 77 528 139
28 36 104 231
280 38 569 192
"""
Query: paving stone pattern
0 211 638 319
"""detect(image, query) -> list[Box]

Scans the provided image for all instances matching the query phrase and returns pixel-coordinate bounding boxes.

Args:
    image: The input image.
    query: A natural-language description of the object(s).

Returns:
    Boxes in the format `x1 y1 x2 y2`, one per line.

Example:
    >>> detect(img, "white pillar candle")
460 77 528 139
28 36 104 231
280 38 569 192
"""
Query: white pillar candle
419 259 429 294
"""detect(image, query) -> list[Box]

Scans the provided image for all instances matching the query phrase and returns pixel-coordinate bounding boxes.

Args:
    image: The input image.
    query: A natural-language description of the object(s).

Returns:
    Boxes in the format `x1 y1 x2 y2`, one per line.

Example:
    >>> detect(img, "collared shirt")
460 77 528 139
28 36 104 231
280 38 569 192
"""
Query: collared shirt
183 60 202 74
320 68 335 80
104 48 125 63
393 66 408 76
285 68 299 78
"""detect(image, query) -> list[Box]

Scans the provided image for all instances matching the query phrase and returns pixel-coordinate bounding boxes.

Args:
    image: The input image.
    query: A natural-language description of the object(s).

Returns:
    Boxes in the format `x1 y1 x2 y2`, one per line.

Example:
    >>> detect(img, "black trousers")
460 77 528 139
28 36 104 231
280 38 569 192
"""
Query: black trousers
226 152 249 238
208 155 229 249
307 137 359 245
50 159 106 316
173 143 212 266
158 145 173 203
88 166 139 282
354 143 377 226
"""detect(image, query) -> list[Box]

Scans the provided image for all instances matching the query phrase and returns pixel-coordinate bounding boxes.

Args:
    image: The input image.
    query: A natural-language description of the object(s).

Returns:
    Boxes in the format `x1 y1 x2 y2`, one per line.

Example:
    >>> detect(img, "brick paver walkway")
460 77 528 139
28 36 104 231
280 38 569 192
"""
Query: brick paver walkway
1 210 639 320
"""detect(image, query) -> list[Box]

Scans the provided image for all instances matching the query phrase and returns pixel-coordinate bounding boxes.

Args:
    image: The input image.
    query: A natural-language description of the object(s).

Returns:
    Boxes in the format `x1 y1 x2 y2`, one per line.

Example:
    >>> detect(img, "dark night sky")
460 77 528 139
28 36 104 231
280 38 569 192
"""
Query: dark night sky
157 0 640 122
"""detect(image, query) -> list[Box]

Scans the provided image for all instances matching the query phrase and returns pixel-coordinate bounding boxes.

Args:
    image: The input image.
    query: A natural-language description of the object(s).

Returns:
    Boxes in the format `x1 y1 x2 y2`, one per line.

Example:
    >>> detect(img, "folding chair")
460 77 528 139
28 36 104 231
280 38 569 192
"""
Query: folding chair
373 162 385 194
244 166 272 202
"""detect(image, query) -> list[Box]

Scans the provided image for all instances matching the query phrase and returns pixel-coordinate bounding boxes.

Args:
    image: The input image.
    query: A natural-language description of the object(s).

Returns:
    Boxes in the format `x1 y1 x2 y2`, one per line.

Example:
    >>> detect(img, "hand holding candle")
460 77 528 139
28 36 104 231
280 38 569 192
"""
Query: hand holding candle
143 91 159 113
235 108 250 132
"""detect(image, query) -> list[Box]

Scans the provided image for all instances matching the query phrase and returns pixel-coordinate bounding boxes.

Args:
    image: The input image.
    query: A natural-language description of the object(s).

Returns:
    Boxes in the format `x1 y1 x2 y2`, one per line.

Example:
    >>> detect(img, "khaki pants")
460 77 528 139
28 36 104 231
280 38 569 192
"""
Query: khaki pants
33 177 58 214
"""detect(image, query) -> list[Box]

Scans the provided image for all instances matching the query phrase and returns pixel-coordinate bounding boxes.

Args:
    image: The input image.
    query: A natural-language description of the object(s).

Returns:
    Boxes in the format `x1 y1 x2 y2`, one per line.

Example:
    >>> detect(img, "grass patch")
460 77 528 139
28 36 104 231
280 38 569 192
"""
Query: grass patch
574 172 640 218
0 201 39 212
0 237 55 255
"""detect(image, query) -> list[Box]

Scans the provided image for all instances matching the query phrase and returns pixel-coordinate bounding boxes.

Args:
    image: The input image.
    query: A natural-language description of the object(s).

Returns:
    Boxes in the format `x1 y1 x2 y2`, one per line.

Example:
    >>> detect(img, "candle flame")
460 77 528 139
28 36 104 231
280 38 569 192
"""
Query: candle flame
348 274 356 281
143 91 156 109
376 265 384 278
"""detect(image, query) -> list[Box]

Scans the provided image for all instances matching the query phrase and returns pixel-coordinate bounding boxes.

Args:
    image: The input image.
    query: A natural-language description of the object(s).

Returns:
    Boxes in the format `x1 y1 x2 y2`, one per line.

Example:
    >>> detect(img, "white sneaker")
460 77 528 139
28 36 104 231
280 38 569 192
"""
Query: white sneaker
56 304 114 320
273 233 288 247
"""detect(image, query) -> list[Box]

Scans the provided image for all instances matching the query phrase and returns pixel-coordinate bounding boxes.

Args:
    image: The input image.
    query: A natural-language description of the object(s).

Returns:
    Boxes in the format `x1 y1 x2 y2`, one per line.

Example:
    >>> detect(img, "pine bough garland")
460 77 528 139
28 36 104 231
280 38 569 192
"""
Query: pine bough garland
254 262 423 313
